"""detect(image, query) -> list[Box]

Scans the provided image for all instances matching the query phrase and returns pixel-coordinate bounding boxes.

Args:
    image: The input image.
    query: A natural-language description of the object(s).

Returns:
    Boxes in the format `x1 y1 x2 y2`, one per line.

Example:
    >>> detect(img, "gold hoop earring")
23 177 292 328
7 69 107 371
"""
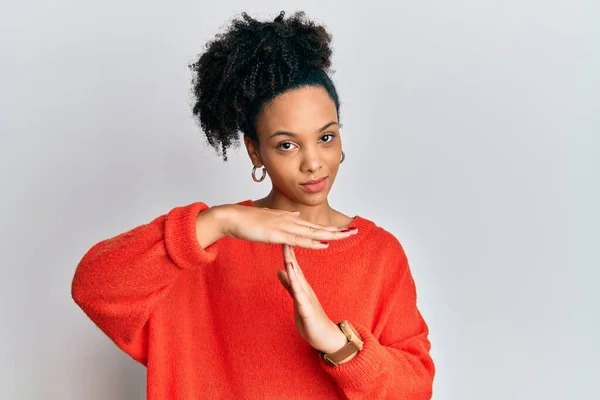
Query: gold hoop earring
340 151 345 164
252 166 266 183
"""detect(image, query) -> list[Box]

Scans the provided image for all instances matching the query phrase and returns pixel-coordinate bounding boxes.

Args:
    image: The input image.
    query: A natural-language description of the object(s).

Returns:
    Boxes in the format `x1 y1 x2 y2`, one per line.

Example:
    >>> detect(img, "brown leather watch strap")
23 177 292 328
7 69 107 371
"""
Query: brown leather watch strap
319 321 364 367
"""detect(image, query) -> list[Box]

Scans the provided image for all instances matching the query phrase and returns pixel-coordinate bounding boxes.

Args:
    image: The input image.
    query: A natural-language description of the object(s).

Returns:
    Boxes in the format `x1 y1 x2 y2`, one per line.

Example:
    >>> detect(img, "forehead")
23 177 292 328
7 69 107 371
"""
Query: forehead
256 86 337 134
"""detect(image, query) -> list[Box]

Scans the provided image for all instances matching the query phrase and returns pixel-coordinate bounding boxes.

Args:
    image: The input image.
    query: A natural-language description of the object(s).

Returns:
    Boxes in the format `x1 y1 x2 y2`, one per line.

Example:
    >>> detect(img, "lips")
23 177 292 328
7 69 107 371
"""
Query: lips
301 177 327 185
300 176 328 193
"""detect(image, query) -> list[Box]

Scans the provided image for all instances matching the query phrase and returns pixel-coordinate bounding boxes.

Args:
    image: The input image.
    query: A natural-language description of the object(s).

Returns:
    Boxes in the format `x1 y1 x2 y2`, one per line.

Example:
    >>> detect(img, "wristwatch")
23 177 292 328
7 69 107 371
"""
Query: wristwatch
319 320 364 367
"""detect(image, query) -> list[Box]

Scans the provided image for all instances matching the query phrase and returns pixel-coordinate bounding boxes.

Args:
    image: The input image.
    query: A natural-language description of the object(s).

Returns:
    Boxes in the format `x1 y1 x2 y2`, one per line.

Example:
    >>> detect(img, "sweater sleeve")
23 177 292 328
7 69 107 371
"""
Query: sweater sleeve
318 244 435 399
71 202 218 365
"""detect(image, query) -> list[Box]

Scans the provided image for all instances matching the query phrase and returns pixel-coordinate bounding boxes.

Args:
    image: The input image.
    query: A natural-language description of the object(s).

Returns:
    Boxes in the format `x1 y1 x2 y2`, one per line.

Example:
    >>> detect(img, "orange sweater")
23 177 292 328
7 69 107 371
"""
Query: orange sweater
71 199 435 399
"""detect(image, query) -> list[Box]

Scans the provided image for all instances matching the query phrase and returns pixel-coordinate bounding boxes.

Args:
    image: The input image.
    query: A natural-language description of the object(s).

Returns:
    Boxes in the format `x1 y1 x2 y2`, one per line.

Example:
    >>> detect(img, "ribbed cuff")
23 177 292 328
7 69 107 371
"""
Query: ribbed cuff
164 202 219 270
317 322 384 389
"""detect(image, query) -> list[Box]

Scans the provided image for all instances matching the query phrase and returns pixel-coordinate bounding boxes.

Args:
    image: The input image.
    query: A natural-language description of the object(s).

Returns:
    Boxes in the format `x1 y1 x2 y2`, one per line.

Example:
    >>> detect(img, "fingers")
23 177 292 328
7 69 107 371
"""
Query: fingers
283 244 298 272
284 244 299 272
279 223 358 249
283 244 314 296
288 229 356 249
287 234 328 249
277 269 291 292
293 219 342 233
285 259 309 301
284 209 344 232
266 209 357 249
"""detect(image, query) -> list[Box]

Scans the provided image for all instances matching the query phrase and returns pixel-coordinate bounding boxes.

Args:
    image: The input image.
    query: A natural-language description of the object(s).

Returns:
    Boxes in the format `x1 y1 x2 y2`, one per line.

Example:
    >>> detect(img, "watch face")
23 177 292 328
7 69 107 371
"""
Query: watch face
342 322 364 348
340 321 354 338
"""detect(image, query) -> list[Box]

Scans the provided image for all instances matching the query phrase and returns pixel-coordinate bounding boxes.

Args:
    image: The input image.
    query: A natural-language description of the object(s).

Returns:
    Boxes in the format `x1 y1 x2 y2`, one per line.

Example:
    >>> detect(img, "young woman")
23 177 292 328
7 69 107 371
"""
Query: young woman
72 10 435 399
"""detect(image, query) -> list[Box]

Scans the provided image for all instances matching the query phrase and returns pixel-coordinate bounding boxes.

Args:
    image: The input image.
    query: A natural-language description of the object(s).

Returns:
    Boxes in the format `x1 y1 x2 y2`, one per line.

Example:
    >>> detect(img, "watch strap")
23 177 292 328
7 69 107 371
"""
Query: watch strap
319 320 364 367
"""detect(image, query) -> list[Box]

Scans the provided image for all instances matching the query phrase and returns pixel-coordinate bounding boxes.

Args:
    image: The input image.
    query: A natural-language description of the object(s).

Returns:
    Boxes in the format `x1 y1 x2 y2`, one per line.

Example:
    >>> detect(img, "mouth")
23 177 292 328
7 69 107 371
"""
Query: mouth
299 176 329 193
300 176 327 185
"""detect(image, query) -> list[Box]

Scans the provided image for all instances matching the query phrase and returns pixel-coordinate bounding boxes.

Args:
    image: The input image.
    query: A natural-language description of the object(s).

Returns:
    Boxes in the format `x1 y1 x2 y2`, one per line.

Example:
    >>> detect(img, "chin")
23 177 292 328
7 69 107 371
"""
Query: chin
299 191 330 205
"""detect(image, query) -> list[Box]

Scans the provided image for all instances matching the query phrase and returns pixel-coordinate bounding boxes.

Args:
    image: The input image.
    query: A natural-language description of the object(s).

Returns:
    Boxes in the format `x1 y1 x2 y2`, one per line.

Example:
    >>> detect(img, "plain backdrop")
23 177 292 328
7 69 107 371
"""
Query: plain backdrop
1 0 598 399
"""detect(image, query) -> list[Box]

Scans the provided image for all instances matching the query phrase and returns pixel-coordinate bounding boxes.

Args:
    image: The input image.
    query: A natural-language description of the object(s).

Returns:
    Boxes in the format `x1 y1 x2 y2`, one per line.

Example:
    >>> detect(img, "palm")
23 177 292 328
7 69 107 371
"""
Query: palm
279 244 337 350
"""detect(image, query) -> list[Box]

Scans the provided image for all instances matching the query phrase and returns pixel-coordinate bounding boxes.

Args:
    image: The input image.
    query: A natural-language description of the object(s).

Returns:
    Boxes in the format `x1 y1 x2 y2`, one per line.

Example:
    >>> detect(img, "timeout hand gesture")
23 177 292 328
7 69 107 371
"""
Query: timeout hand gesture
219 204 358 353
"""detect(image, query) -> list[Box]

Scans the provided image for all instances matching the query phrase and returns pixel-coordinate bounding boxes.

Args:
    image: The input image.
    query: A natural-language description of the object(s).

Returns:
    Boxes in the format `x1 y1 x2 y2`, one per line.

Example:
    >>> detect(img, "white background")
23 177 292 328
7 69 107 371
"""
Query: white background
1 0 598 399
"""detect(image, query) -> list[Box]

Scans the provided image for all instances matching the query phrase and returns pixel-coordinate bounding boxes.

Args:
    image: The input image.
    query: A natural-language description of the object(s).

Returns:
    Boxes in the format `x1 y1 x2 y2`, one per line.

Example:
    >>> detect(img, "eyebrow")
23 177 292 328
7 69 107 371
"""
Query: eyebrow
268 121 338 140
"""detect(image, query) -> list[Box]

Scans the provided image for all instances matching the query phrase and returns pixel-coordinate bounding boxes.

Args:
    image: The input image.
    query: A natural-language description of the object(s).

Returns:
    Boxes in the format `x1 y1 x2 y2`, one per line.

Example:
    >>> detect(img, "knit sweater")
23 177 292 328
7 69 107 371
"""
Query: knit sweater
71 199 435 399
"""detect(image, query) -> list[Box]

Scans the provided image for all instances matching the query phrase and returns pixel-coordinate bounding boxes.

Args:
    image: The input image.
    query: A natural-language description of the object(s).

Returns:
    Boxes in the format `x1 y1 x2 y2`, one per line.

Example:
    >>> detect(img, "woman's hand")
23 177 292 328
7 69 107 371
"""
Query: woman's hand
277 244 348 354
217 204 358 250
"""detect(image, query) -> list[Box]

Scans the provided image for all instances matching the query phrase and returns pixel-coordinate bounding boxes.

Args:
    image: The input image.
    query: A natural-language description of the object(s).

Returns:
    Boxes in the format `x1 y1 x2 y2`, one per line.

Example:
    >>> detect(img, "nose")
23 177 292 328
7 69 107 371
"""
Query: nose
300 145 323 174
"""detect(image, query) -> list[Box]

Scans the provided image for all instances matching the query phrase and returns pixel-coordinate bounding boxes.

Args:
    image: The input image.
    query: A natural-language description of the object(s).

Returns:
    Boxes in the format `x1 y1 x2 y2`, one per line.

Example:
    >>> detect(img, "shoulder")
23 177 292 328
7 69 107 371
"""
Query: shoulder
358 215 405 248
357 216 410 265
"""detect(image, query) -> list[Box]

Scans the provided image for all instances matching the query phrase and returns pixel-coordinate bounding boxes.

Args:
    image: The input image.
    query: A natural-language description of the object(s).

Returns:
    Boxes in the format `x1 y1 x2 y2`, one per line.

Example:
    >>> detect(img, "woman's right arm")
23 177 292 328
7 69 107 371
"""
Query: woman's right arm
71 202 227 364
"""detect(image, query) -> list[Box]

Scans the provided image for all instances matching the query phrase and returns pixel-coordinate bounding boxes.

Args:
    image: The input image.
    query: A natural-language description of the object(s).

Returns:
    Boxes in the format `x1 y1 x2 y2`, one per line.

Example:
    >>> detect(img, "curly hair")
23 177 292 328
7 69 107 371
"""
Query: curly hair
188 10 341 161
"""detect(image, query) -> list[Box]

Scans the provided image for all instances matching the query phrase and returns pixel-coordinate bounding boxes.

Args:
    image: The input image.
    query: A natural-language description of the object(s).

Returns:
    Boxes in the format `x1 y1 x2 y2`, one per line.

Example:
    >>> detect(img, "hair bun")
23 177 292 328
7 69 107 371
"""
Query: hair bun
189 10 337 161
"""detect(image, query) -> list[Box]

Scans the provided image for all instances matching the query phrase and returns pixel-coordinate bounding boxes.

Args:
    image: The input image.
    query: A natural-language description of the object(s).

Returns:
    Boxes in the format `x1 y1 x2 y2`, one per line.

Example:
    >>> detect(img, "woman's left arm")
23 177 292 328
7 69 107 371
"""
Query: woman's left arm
318 251 435 400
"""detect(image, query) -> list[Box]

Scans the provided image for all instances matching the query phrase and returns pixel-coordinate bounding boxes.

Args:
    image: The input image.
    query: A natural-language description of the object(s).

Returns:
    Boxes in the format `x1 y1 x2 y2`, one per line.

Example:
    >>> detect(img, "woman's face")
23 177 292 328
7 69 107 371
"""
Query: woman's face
246 85 342 206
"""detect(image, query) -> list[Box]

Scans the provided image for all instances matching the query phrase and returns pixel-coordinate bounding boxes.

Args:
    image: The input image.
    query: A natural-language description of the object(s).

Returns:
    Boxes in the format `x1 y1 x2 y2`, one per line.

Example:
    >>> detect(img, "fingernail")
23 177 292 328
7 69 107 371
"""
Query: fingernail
340 227 358 232
320 241 329 245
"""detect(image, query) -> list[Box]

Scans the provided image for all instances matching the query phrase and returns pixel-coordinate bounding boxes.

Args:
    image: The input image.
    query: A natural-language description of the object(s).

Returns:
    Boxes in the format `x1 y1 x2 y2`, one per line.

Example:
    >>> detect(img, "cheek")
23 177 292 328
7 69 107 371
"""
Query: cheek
269 171 300 198
324 149 341 167
328 162 340 180
263 161 294 187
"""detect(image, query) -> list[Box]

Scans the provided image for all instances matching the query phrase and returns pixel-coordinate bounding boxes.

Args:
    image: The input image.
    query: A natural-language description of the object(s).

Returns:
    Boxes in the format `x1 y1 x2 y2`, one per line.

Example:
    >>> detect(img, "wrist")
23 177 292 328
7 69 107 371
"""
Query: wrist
318 321 363 366
319 323 349 354
195 204 232 249
211 204 234 239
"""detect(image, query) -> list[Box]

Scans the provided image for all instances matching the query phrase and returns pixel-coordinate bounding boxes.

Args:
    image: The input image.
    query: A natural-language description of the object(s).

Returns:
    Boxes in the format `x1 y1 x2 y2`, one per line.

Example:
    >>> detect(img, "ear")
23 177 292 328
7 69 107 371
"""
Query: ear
243 134 262 167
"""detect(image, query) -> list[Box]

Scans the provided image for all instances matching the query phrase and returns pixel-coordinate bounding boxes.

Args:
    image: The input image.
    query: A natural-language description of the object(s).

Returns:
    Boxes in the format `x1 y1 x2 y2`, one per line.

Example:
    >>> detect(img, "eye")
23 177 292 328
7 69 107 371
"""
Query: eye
276 141 297 151
320 133 337 143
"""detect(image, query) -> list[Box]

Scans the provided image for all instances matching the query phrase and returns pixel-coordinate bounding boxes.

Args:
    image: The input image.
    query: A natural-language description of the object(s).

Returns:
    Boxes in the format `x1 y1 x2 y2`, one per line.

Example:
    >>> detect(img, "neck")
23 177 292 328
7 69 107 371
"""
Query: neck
257 189 338 227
